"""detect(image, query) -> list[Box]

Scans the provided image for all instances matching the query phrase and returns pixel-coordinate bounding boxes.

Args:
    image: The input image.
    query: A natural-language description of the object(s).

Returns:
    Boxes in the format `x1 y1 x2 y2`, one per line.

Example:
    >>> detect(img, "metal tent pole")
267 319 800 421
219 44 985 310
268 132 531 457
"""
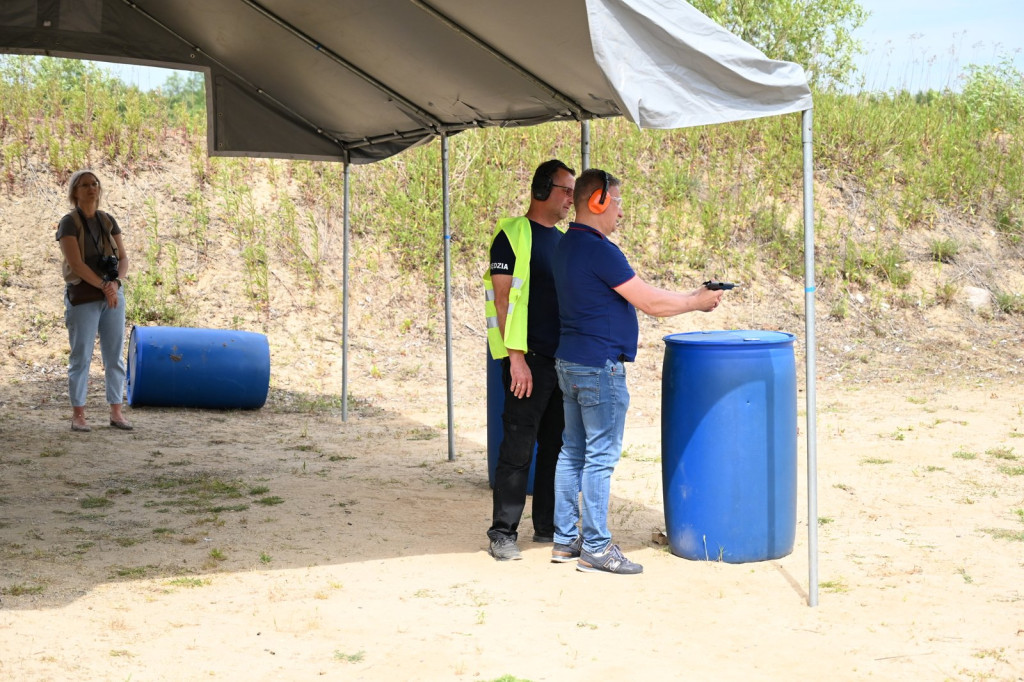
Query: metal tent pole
581 120 591 170
442 133 456 461
802 108 819 607
342 162 351 422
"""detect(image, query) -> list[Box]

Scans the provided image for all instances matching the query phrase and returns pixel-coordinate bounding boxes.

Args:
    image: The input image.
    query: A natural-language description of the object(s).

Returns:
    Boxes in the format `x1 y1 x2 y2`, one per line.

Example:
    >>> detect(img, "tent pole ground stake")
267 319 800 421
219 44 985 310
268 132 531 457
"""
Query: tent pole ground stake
802 108 819 607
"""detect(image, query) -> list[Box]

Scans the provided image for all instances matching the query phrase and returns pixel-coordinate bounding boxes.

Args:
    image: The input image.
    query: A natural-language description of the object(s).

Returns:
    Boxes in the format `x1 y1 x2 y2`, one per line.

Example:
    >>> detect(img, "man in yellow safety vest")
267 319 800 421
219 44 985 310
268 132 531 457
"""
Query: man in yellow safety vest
483 159 576 561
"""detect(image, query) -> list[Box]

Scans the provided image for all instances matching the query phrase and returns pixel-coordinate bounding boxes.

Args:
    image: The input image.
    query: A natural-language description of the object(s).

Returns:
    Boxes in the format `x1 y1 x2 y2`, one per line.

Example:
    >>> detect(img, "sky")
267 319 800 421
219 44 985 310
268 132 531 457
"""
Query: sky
851 0 1024 92
96 1 1024 95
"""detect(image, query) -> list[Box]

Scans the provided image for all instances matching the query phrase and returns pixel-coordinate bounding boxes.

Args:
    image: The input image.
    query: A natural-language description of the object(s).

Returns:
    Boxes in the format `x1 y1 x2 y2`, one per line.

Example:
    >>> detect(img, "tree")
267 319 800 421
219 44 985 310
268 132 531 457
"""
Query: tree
161 71 205 115
689 0 868 90
961 56 1024 128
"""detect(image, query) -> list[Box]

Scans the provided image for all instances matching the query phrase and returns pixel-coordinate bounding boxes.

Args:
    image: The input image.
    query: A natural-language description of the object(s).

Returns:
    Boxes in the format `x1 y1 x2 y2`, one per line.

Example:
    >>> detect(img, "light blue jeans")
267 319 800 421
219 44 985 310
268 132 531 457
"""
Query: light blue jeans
64 288 127 407
554 358 630 554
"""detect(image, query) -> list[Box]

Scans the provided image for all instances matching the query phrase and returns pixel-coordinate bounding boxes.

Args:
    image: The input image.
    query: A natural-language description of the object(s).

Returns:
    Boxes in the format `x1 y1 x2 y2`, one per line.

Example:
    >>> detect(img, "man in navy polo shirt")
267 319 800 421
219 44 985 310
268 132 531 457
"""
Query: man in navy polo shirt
551 168 724 575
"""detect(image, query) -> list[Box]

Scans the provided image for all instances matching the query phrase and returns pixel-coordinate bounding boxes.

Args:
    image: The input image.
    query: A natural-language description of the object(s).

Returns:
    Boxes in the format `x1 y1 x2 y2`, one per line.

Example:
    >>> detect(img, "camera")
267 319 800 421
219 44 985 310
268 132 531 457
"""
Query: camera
98 254 119 281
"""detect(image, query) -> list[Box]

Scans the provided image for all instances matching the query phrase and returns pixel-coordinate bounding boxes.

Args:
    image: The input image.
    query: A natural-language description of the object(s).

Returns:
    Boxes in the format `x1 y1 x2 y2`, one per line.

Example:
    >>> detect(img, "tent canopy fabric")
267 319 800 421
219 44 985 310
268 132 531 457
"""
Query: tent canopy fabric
0 0 811 164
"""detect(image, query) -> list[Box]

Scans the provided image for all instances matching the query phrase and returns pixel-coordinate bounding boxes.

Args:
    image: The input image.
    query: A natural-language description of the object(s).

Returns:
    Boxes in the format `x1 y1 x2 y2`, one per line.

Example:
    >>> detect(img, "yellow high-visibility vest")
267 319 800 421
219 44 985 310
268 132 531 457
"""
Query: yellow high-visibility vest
483 217 532 359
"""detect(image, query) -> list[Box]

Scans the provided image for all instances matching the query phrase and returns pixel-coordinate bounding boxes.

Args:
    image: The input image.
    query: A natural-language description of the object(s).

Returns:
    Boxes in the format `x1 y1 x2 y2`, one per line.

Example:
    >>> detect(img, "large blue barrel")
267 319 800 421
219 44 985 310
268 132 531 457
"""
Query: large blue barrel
486 349 537 493
126 326 270 409
661 330 797 563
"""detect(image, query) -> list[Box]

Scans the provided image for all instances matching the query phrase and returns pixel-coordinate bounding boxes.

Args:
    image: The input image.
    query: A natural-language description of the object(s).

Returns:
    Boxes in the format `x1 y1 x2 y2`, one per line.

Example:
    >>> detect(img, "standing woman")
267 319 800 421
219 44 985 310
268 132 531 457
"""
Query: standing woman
57 170 132 432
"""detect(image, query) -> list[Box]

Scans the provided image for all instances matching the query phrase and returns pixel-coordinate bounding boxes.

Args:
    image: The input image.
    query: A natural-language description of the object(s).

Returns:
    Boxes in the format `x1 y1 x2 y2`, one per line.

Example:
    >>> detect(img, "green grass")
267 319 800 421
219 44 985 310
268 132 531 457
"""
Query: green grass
1 583 45 596
113 565 154 579
334 650 365 663
981 528 1024 542
928 238 959 263
819 579 848 593
143 473 249 516
994 292 1024 315
987 447 1017 460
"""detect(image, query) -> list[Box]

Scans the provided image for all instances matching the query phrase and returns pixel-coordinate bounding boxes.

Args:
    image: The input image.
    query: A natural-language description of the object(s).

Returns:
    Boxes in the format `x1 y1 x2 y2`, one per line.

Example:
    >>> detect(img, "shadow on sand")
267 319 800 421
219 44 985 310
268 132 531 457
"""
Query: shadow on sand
0 375 674 610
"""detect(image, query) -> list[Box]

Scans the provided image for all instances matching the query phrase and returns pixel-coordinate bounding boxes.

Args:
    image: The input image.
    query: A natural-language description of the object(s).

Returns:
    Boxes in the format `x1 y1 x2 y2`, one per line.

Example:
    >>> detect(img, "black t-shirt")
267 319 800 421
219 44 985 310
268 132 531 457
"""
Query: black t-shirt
489 220 562 357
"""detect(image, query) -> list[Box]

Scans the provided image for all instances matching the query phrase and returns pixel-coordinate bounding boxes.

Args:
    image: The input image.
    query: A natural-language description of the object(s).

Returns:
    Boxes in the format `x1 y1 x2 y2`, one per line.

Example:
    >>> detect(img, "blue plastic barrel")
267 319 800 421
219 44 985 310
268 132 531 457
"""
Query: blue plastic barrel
126 326 270 409
661 330 797 563
486 349 537 493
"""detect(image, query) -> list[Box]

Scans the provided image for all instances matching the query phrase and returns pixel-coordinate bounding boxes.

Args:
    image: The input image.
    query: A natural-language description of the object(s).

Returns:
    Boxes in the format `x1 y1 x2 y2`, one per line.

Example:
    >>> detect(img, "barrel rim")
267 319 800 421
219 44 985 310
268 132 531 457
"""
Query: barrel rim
663 329 796 346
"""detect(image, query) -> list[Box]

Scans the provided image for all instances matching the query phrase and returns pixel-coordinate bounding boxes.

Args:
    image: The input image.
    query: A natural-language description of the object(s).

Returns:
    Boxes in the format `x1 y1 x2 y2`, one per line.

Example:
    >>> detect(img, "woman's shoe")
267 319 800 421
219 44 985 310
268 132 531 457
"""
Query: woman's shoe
71 420 91 432
109 419 134 431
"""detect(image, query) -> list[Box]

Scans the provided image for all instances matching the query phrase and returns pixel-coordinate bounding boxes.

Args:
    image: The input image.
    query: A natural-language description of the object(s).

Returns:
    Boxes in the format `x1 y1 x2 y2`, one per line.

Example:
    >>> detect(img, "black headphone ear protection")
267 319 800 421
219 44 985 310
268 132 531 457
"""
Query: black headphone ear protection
588 170 611 214
531 173 553 201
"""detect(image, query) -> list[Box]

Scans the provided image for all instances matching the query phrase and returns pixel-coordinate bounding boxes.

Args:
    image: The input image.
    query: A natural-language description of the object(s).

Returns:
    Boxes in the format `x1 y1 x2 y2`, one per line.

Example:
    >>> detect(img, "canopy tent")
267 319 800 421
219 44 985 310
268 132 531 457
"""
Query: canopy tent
1 0 819 604
0 0 811 160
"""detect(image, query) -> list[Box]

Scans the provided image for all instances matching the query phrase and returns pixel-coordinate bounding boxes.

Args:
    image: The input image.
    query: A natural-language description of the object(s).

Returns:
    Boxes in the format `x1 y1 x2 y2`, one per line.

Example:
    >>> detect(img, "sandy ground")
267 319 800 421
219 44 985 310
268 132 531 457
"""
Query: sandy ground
1 329 1023 681
2 161 1023 681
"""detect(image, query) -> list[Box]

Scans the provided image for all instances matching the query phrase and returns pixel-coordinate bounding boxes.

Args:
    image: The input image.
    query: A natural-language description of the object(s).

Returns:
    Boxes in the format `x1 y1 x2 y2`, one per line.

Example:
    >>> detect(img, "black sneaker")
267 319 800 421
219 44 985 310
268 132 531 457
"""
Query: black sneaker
551 535 583 563
488 535 522 561
576 543 643 575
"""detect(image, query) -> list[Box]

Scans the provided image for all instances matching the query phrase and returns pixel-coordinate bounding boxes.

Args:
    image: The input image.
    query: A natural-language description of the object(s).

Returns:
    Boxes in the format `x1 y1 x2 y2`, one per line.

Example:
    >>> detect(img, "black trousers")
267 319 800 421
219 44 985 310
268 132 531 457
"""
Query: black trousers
488 352 564 541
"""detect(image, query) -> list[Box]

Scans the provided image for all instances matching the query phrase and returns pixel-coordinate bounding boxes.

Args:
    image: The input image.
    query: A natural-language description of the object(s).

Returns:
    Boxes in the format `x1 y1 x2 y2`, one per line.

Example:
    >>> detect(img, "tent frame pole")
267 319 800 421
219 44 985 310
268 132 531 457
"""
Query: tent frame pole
580 120 591 170
802 108 819 607
442 133 456 461
342 162 351 421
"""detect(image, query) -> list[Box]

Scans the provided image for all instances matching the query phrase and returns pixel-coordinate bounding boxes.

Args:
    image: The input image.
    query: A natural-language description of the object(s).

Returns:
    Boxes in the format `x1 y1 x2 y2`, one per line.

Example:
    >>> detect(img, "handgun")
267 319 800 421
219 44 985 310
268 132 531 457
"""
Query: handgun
702 280 738 291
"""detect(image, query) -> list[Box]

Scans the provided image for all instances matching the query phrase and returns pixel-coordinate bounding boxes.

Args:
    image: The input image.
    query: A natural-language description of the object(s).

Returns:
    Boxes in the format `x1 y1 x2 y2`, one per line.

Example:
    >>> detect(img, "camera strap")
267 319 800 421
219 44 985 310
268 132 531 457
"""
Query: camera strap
75 207 114 259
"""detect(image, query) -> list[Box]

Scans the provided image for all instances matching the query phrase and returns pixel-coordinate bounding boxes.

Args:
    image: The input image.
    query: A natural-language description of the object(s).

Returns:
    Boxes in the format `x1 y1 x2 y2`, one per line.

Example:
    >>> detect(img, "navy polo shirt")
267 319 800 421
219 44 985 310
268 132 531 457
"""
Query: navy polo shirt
553 222 638 367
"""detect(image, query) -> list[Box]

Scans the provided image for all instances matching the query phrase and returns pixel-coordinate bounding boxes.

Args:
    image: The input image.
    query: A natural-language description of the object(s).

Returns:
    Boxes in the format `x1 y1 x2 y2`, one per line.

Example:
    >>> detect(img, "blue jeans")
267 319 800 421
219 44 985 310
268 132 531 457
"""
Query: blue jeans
553 358 630 554
64 288 127 407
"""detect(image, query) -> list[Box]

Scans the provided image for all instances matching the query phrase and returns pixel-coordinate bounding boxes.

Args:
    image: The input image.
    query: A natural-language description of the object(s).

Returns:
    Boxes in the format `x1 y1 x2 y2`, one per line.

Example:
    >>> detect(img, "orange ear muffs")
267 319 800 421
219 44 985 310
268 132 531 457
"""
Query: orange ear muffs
588 189 611 214
588 170 611 214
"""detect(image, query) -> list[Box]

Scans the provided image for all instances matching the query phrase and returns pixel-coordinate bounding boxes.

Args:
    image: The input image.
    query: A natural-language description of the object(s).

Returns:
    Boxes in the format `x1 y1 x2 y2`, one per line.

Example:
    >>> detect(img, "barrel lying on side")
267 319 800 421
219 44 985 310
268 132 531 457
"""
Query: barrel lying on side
126 326 271 409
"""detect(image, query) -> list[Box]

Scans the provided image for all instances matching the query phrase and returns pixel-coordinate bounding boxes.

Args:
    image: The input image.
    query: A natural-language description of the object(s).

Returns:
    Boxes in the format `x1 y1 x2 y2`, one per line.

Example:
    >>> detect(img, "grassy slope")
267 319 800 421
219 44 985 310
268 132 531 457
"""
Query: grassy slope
1 82 1022 396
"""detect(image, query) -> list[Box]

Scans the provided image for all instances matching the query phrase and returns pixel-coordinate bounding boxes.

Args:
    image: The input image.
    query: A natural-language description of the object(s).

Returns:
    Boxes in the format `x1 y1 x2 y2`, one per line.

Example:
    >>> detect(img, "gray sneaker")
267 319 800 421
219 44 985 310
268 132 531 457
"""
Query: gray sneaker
576 543 643 575
488 535 522 561
551 535 583 563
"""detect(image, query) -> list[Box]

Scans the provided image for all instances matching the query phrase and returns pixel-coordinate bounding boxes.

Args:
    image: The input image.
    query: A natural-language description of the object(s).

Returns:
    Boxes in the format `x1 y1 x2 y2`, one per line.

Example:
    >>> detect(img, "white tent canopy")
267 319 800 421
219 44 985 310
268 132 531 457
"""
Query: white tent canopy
1 0 819 604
